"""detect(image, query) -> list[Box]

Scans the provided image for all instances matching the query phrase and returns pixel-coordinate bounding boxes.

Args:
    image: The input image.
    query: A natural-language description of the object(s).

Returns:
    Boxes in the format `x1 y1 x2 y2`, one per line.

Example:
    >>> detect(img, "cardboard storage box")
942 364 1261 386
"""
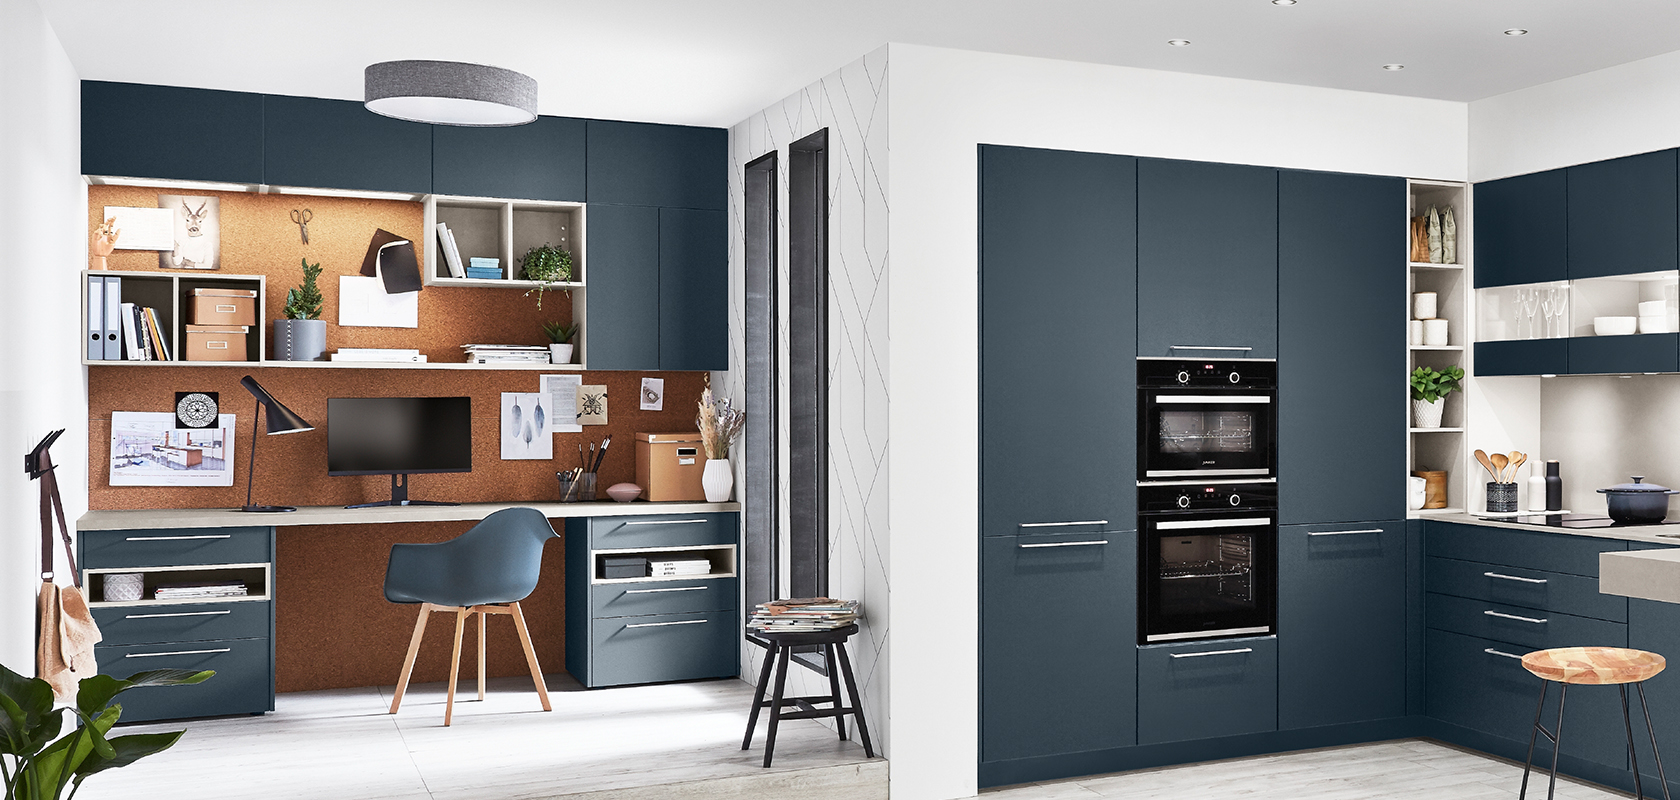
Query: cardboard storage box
184 325 248 362
635 432 708 502
187 288 257 326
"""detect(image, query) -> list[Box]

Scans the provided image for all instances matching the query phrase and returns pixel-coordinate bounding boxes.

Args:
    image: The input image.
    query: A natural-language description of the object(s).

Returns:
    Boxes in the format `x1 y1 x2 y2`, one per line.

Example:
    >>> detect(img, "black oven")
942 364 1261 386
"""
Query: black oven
1138 359 1276 481
1139 481 1276 643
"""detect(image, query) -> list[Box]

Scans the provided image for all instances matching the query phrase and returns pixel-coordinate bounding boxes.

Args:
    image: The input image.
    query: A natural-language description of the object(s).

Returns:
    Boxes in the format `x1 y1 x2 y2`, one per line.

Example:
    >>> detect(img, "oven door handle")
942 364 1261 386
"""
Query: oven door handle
1155 517 1272 531
1153 395 1272 404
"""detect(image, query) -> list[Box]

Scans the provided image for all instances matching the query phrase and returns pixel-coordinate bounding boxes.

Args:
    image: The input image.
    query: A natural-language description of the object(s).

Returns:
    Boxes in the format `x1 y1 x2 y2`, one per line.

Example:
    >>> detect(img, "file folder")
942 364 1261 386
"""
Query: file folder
102 276 123 360
86 275 103 360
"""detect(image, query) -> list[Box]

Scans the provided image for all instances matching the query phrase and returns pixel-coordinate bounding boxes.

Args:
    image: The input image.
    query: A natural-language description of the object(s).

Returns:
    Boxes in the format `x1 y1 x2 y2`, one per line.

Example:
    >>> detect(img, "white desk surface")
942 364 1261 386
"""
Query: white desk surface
77 501 742 531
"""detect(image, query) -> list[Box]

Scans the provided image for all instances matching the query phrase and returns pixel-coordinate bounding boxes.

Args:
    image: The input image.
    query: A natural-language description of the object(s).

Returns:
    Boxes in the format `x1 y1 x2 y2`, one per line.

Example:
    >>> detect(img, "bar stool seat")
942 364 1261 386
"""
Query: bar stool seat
741 623 874 768
1522 646 1666 685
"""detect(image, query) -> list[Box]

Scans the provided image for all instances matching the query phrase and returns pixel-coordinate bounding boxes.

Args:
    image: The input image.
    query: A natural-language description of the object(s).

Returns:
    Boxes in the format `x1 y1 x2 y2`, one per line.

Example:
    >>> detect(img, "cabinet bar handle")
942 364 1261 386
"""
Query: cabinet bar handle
1019 520 1108 528
1157 517 1271 531
1170 647 1254 659
125 534 232 541
125 611 232 619
621 519 709 526
1019 540 1107 549
1309 529 1384 537
125 648 231 658
1169 346 1253 352
1484 610 1548 625
1155 395 1272 405
625 619 708 629
1484 648 1525 660
1483 571 1548 584
625 586 708 594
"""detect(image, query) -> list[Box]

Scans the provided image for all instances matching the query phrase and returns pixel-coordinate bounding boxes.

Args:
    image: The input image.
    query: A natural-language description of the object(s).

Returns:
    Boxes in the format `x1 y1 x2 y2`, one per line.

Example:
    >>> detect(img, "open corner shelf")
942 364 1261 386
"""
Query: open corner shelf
1410 262 1464 270
1409 427 1464 433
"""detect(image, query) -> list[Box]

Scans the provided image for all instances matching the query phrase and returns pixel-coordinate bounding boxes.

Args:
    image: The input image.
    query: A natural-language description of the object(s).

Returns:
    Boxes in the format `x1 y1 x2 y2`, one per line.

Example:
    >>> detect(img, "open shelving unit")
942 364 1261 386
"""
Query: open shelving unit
83 269 266 366
590 544 738 585
1408 179 1471 517
84 562 272 608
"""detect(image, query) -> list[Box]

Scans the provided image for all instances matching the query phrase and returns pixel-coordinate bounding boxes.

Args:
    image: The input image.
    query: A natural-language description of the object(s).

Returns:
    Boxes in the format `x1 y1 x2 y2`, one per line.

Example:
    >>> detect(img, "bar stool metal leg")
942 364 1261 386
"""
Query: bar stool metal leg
742 641 778 751
1521 680 1551 800
825 643 849 742
1638 682 1674 800
1548 684 1569 800
834 638 875 758
762 644 792 768
1623 685 1646 800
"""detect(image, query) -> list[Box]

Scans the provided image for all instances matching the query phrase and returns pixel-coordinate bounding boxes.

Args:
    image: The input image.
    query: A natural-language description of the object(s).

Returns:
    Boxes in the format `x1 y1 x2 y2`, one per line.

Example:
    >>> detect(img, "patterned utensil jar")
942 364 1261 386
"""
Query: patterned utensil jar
1487 482 1519 514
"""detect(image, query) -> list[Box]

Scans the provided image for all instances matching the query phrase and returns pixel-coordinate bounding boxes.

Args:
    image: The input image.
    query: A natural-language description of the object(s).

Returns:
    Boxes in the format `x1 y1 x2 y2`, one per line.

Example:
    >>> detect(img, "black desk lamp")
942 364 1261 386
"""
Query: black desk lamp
238 375 313 513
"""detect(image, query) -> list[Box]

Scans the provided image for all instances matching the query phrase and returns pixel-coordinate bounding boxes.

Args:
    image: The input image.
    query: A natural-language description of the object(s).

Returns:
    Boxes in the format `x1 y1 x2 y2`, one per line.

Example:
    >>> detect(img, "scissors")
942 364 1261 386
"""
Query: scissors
290 208 313 245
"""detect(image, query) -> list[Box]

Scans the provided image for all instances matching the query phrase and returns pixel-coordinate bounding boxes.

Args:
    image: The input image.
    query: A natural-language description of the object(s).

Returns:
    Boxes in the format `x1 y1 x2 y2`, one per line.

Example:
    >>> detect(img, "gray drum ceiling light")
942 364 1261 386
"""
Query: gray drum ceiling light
364 60 538 127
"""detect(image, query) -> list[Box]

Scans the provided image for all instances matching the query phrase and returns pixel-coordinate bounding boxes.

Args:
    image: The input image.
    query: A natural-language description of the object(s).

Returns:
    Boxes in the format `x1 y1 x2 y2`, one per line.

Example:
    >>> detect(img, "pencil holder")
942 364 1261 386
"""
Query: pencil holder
1486 482 1518 513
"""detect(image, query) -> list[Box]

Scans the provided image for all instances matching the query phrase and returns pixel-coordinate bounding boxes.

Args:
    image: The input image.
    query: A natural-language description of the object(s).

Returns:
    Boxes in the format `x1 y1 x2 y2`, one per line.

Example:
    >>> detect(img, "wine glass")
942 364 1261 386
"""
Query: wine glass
1541 289 1555 339
1554 288 1569 338
1522 290 1540 340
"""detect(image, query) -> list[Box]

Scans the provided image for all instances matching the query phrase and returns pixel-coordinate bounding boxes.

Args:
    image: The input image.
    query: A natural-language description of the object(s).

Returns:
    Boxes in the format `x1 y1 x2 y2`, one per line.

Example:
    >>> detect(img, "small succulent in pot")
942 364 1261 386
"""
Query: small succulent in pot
519 243 574 310
542 321 579 345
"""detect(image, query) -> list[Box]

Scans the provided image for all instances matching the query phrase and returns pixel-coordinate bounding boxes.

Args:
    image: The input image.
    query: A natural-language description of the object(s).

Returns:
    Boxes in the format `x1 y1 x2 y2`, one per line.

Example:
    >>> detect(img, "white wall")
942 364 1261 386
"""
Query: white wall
0 0 85 673
886 43 1467 800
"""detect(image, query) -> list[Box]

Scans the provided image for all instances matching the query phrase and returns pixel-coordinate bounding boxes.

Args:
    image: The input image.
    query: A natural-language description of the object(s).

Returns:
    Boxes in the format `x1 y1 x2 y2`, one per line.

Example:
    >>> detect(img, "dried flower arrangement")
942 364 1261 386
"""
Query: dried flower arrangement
696 388 745 460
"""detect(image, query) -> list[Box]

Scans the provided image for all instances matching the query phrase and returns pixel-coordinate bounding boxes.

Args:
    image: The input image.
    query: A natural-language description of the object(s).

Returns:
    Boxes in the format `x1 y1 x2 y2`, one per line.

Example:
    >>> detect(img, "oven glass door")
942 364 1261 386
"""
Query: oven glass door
1141 391 1274 479
1141 514 1274 643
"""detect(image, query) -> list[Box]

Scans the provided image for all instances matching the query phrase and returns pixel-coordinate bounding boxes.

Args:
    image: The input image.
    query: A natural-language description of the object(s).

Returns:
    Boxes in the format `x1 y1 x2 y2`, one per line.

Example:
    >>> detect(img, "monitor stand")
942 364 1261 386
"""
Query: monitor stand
346 474 459 509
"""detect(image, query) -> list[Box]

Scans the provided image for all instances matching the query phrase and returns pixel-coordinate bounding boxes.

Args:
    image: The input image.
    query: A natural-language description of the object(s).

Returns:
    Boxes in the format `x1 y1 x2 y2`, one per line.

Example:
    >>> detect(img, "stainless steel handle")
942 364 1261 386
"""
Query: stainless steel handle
1019 520 1108 528
1170 647 1254 659
1484 610 1548 625
1308 529 1384 537
125 534 232 541
1484 648 1525 660
1484 571 1548 584
621 519 709 526
1169 346 1253 352
625 619 708 629
1019 540 1107 549
1155 395 1272 404
125 648 231 658
125 611 232 619
624 586 708 594
1157 517 1271 531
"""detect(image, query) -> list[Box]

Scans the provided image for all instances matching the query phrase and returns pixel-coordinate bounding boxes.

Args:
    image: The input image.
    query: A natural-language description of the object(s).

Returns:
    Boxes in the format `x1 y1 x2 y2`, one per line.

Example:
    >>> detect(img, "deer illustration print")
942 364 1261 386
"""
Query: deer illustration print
171 200 213 268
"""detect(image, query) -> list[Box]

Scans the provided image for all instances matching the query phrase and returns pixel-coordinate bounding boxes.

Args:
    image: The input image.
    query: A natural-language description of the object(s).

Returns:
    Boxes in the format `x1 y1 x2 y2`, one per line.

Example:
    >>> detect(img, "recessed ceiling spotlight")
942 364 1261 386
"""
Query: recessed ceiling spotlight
1504 28 1529 36
1382 64 1406 71
1272 0 1297 5
1168 39 1192 47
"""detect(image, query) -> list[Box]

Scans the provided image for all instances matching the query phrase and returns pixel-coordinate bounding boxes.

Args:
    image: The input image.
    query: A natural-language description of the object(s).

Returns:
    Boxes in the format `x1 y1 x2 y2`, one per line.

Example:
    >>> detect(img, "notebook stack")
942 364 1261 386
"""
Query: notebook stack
651 558 711 577
747 598 861 633
153 580 249 601
466 258 502 280
461 344 551 364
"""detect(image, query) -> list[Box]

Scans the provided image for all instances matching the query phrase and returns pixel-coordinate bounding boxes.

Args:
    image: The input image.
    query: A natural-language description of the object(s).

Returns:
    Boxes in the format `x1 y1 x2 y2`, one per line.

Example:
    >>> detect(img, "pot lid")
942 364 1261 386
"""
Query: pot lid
1600 476 1673 493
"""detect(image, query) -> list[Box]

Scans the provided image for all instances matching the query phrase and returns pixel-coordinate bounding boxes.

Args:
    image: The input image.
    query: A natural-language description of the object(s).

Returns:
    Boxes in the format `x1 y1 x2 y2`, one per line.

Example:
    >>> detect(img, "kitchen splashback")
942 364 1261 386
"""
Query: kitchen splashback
1540 374 1680 515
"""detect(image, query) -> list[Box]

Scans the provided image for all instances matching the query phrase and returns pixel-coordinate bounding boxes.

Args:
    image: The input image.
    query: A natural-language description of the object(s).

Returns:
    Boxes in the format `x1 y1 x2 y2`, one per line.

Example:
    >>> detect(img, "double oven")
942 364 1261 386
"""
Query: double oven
1137 359 1278 644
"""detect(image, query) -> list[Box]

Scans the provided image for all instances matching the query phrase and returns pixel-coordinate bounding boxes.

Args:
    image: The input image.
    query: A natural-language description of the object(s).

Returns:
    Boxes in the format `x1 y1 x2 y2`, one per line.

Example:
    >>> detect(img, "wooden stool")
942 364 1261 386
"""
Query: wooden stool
741 623 874 768
1519 646 1670 800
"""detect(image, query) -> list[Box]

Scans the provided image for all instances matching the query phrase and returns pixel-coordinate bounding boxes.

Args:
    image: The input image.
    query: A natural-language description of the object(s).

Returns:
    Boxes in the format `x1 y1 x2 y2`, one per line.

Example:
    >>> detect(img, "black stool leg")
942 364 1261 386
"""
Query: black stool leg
1639 682 1673 800
834 638 874 758
1549 684 1569 800
1521 680 1551 800
742 641 778 751
826 643 849 742
1624 685 1646 800
762 643 792 768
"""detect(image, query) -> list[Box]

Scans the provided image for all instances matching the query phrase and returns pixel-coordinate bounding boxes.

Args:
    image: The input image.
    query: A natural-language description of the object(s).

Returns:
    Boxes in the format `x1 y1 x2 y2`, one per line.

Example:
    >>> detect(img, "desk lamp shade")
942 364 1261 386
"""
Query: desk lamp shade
364 60 537 127
238 376 312 513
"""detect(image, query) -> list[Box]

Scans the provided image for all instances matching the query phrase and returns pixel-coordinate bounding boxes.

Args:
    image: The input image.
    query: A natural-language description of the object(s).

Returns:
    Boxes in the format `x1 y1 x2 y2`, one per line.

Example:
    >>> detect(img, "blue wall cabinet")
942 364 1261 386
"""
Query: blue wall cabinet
584 204 661 370
1566 333 1679 375
979 145 1137 538
658 208 729 371
1277 170 1406 524
1474 169 1568 288
1278 522 1406 729
1567 149 1679 280
1473 339 1568 376
432 116 586 202
585 120 727 210
263 95 432 194
1137 636 1278 745
82 81 264 185
1137 159 1278 358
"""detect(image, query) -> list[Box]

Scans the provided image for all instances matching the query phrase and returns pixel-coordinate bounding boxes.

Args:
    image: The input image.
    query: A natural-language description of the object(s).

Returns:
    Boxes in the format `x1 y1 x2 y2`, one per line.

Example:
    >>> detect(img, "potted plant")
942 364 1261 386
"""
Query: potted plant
696 388 745 502
274 258 326 361
1410 365 1464 428
543 321 579 364
1 662 212 799
519 243 573 310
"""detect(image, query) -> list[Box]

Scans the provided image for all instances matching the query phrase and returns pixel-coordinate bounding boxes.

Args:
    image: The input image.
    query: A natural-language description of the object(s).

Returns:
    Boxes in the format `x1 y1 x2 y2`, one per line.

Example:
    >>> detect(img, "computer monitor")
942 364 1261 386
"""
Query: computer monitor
327 397 471 508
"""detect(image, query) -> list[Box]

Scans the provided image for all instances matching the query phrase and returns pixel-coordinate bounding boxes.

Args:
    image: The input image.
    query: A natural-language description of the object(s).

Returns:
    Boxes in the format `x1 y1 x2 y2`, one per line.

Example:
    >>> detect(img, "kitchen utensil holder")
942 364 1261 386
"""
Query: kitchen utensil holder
558 472 598 503
1487 482 1519 513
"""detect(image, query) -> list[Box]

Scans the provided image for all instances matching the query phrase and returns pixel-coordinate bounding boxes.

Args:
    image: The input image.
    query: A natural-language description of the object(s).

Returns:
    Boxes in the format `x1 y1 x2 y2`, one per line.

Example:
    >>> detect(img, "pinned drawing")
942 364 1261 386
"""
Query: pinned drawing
640 378 664 411
157 195 220 270
578 385 608 426
501 392 553 460
110 411 234 486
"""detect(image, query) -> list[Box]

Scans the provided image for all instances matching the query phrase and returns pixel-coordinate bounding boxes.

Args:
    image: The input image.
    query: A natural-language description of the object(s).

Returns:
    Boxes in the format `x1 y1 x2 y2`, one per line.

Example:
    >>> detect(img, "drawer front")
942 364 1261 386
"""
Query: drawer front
93 601 270 646
82 527 271 569
592 578 737 618
1426 592 1626 650
1425 522 1625 577
1137 636 1278 745
94 637 271 722
1426 556 1627 622
589 514 734 550
589 610 737 687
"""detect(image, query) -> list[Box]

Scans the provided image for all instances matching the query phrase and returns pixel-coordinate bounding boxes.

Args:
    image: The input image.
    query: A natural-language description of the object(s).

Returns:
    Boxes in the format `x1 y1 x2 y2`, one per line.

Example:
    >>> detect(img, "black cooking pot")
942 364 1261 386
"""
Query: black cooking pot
1597 476 1680 523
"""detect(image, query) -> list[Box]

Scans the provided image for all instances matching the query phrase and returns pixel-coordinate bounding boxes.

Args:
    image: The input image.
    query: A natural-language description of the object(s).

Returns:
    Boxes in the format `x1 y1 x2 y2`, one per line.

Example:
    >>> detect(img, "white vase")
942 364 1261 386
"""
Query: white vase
1412 398 1445 428
702 458 733 503
549 343 574 364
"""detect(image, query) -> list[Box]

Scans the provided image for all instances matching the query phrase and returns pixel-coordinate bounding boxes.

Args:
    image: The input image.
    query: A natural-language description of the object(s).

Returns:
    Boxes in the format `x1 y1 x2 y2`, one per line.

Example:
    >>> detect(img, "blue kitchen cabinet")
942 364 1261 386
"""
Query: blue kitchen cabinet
1277 169 1406 524
586 120 727 210
1627 544 1680 798
978 145 1136 538
658 208 728 370
1137 159 1277 358
1568 149 1678 280
81 81 264 184
432 115 586 201
585 204 661 370
1473 339 1568 376
1137 636 1278 745
1474 169 1568 288
263 95 432 194
1566 333 1679 375
1278 521 1407 729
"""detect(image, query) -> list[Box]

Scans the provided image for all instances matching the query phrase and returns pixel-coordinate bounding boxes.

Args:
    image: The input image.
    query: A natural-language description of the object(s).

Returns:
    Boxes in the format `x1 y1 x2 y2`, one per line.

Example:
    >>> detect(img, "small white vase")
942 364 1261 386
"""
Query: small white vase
1412 398 1445 428
702 458 733 503
549 343 574 364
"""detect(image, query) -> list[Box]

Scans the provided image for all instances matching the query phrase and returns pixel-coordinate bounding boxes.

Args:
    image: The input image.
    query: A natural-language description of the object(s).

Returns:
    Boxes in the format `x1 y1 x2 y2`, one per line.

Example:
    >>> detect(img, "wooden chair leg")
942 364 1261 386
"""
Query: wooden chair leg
742 641 777 751
509 602 552 712
477 609 487 702
445 606 469 726
390 603 432 714
835 641 874 758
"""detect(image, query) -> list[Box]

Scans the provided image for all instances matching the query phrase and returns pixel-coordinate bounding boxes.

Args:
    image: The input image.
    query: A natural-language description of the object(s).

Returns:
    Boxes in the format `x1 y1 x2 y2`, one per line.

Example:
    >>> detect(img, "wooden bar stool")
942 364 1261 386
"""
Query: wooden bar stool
1519 646 1671 800
741 623 874 768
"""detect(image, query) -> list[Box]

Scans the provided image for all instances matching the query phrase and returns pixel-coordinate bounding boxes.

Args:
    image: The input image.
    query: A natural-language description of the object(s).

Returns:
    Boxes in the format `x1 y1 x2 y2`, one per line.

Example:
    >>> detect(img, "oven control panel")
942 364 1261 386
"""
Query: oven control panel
1139 482 1277 513
1138 358 1275 389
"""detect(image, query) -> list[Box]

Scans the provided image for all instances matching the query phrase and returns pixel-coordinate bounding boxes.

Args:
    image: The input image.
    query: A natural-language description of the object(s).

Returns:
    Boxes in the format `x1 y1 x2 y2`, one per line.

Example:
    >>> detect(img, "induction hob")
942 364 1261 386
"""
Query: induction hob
1499 513 1668 529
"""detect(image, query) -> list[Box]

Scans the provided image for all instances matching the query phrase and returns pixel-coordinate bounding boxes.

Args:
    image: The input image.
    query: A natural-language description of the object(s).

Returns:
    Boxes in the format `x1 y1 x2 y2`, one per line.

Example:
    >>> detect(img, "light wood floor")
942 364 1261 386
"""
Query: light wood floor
75 674 883 800
983 739 1635 800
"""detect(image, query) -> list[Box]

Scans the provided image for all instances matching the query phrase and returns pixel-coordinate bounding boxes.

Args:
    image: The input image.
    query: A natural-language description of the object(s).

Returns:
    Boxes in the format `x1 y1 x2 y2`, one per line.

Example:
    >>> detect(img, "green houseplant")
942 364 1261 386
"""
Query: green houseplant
542 321 579 365
275 258 326 361
519 244 574 310
1409 365 1464 428
1 662 212 800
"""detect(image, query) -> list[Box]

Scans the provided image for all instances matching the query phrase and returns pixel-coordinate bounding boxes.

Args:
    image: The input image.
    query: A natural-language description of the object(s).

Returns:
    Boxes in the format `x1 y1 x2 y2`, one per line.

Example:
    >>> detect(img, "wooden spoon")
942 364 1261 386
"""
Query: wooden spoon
1509 452 1528 482
1475 449 1498 482
1490 453 1510 484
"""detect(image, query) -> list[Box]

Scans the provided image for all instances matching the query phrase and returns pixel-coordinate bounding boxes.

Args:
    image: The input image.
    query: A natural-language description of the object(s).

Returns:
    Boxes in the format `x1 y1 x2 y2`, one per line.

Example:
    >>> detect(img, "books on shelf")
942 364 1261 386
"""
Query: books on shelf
466 257 502 280
461 344 551 364
115 301 171 361
747 598 861 632
330 348 427 363
650 558 711 576
153 581 248 600
436 223 465 278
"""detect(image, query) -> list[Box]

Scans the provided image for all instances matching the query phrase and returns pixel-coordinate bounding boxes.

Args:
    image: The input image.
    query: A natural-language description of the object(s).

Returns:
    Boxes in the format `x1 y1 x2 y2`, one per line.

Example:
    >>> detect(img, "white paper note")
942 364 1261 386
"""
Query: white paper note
103 206 176 250
338 275 418 328
640 377 665 411
540 374 583 433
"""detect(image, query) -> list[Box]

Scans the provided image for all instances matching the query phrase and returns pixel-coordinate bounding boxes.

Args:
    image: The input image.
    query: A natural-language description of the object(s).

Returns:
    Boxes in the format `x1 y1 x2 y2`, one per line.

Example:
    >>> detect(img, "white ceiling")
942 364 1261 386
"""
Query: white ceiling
40 0 1680 128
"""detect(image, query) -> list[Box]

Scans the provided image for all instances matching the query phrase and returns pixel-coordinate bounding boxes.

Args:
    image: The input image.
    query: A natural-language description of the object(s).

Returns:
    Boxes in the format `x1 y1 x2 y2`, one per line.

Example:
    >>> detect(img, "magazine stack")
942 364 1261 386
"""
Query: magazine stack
747 598 860 633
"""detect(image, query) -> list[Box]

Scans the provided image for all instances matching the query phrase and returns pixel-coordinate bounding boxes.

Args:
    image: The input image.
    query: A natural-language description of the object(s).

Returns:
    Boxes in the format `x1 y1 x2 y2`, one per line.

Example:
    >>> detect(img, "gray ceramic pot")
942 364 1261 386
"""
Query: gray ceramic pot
273 318 326 361
1598 476 1680 523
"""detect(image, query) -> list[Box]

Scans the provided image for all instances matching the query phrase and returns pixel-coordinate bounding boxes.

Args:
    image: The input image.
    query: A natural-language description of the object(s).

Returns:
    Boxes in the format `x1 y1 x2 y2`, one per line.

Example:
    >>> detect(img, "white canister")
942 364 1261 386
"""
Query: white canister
1527 468 1547 512
1408 476 1427 510
1413 292 1438 320
1409 320 1425 346
104 572 144 602
1422 318 1449 347
1640 300 1667 318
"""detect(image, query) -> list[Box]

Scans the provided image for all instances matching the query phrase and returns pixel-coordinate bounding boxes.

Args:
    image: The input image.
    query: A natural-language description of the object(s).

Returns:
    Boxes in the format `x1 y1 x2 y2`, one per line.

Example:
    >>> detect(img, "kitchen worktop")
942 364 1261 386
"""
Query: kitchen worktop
1420 510 1680 546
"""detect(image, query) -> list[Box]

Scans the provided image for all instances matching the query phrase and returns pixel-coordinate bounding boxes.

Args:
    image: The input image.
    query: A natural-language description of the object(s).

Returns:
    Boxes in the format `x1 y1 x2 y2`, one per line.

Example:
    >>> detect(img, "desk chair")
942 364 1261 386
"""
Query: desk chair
384 507 558 726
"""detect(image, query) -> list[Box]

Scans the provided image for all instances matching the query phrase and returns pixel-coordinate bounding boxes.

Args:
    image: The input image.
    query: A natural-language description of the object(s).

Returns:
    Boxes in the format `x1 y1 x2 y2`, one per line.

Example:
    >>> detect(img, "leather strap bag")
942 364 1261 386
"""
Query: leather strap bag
30 431 102 699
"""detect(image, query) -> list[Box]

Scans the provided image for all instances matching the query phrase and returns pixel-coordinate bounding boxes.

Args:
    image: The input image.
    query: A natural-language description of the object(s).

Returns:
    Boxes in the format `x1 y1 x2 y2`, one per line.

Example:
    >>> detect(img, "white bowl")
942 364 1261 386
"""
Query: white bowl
1640 300 1669 317
1595 316 1638 336
1640 316 1672 334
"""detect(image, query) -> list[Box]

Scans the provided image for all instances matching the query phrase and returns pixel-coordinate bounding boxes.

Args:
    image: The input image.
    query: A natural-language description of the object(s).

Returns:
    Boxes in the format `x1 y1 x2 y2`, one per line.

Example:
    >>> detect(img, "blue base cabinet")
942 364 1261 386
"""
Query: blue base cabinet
1626 544 1680 799
1138 637 1278 745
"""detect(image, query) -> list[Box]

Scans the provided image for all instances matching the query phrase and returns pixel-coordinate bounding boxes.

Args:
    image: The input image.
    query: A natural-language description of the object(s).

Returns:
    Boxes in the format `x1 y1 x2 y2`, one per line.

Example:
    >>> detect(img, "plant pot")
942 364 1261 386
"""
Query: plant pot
702 458 733 503
549 343 574 364
273 318 326 361
1411 397 1445 428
